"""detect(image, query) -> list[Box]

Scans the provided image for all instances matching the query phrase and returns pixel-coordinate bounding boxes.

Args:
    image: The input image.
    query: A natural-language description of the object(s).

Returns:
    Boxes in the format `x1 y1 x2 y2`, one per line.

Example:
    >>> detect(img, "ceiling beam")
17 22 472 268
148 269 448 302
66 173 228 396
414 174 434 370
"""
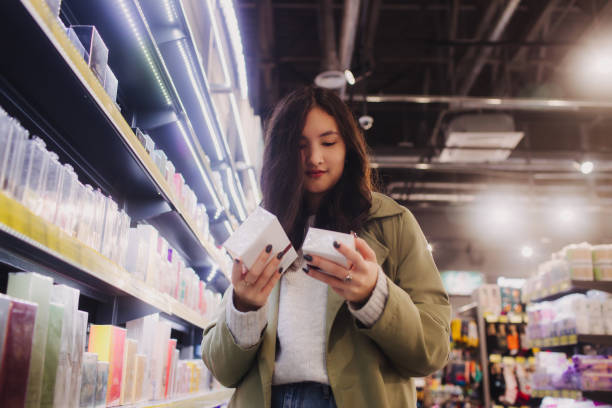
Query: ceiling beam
319 0 339 71
458 0 522 95
339 0 361 70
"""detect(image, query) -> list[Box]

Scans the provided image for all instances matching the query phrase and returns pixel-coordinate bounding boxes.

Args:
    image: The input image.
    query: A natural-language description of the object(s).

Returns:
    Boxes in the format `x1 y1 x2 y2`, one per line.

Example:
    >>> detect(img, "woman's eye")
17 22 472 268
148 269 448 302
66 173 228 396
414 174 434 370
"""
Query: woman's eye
322 142 336 147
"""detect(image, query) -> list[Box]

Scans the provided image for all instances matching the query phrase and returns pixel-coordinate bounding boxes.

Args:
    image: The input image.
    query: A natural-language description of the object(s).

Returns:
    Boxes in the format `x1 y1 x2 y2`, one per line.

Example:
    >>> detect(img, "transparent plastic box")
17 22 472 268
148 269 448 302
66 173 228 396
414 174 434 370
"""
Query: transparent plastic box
151 149 168 178
100 197 118 257
165 160 175 187
39 152 64 224
195 204 209 238
66 26 90 64
90 188 106 251
76 184 94 247
15 137 49 212
70 26 109 84
173 173 185 201
45 0 62 17
55 164 79 235
103 66 118 102
1 118 28 196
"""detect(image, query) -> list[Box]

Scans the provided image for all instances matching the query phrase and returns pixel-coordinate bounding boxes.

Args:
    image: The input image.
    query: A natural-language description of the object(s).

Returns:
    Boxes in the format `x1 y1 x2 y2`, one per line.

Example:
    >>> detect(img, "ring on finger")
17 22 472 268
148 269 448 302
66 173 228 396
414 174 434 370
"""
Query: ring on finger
344 273 353 283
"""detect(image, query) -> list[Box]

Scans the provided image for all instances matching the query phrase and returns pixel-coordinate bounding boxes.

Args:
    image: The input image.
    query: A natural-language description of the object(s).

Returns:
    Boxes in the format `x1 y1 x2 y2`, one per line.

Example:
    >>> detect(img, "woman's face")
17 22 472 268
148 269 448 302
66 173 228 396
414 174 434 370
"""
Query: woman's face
299 106 347 195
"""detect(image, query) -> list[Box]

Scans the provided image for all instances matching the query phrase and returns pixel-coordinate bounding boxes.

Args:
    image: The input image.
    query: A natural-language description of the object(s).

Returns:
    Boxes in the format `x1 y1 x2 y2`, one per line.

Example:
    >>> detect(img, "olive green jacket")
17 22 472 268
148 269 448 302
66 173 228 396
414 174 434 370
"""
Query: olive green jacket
201 192 451 407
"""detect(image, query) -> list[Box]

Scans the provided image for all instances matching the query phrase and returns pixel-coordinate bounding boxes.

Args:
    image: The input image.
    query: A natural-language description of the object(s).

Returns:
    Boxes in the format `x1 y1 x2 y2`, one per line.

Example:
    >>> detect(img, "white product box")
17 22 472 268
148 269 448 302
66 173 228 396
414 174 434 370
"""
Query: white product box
302 227 355 269
223 206 297 273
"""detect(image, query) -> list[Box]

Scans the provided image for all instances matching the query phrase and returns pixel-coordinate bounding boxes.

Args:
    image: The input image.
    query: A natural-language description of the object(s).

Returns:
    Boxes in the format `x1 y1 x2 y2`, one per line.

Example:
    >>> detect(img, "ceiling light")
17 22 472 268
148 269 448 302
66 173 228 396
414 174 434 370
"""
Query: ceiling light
497 277 526 288
314 70 346 89
521 245 533 258
559 208 574 222
580 160 594 175
491 206 511 225
344 69 356 85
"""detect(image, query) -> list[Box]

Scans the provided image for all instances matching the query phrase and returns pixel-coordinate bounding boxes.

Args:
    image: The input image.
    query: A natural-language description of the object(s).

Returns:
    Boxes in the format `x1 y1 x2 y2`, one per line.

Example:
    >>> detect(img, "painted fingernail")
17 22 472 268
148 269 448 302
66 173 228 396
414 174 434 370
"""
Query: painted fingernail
350 230 358 238
277 252 283 260
265 244 272 253
303 254 313 262
308 264 321 271
235 258 240 264
278 267 283 274
333 241 340 249
302 267 309 274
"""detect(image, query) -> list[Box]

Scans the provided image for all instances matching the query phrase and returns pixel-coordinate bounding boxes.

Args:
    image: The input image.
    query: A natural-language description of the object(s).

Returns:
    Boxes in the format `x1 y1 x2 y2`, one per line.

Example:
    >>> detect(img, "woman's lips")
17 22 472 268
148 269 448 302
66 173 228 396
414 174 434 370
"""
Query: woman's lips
306 170 326 179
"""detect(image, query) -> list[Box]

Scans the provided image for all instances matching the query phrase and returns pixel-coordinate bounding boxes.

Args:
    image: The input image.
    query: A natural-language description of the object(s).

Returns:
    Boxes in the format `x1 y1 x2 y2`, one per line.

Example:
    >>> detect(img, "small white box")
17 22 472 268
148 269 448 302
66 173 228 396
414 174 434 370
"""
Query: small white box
223 207 297 273
302 227 355 269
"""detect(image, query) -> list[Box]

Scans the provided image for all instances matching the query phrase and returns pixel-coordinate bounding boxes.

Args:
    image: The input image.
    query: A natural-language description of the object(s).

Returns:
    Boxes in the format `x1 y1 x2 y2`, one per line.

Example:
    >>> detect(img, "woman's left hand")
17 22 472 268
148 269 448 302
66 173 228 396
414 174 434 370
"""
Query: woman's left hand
304 237 379 305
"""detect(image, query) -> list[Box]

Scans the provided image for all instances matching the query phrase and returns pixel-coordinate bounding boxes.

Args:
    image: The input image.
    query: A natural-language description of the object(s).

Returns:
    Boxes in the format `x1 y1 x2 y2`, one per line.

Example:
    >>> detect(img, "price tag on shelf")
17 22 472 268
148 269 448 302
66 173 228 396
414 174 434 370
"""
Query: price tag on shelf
490 354 502 363
569 334 577 344
502 356 515 365
552 337 561 346
499 315 509 323
484 313 498 323
516 356 526 364
509 314 522 323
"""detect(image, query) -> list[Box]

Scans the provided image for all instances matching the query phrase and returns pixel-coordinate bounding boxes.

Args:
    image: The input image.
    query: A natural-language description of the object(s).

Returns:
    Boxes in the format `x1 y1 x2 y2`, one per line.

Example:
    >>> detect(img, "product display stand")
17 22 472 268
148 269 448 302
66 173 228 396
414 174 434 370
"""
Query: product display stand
458 302 490 408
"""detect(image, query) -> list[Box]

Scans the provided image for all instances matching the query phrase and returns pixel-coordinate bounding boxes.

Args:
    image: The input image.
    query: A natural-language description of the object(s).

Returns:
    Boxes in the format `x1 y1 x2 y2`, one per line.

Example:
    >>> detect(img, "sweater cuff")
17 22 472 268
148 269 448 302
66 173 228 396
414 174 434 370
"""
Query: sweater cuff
225 289 268 348
348 267 389 328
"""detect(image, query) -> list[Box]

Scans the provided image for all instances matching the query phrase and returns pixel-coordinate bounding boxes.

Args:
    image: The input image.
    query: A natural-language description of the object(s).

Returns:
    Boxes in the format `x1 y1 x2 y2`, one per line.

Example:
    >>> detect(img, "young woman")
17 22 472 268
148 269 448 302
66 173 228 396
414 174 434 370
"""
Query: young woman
202 86 450 408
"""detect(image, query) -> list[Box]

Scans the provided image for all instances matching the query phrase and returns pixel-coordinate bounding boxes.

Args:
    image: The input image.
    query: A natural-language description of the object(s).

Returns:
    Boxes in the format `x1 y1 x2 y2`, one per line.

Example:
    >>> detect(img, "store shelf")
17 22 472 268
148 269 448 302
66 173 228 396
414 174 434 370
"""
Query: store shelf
529 334 612 348
0 0 229 273
0 191 210 329
532 389 612 403
483 313 527 324
529 280 612 303
124 388 234 408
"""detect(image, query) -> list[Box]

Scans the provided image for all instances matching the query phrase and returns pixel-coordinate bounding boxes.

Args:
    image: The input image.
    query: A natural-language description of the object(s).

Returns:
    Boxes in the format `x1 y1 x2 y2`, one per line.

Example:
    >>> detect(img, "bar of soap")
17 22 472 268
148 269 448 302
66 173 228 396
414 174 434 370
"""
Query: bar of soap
0 295 38 408
223 206 298 273
7 272 53 408
40 302 64 408
94 362 109 408
302 227 355 269
79 352 98 408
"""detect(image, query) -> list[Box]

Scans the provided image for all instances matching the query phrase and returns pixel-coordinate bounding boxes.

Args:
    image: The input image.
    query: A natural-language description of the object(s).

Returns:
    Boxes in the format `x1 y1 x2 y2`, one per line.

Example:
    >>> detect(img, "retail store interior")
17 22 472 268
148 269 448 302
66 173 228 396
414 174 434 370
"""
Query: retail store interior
1 0 612 407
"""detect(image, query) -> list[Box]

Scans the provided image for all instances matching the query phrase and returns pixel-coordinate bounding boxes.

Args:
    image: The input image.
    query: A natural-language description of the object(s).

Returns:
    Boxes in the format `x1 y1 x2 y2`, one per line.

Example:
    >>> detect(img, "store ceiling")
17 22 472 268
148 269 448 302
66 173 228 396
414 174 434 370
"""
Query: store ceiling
236 0 612 276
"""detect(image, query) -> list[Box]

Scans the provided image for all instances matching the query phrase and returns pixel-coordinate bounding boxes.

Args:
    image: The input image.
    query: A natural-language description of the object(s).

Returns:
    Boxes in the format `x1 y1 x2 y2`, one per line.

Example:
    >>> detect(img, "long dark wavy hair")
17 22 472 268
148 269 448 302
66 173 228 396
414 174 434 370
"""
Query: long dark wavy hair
260 86 374 249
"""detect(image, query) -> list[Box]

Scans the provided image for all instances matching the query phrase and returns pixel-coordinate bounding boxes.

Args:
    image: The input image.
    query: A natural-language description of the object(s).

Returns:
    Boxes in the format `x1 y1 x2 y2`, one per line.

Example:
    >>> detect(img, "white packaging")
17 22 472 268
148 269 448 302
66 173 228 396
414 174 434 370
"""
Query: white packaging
223 206 297 273
302 227 355 269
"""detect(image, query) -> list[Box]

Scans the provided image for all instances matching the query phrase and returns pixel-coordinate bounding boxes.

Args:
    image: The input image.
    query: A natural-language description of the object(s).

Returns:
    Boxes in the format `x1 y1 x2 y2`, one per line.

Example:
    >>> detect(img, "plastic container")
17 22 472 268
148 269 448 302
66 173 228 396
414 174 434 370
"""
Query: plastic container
76 184 95 248
55 164 79 235
39 152 64 224
70 26 109 84
2 119 28 196
16 137 49 212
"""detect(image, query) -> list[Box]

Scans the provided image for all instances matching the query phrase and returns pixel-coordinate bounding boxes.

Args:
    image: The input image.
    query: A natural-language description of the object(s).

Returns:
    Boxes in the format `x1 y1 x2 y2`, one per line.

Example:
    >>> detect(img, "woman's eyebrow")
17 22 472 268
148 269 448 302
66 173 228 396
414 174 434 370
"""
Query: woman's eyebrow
319 130 339 137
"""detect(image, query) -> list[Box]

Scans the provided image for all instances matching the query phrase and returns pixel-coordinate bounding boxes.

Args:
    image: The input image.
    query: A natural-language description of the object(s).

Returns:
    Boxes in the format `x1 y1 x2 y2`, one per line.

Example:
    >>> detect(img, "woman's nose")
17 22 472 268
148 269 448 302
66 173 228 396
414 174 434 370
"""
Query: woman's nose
306 145 323 165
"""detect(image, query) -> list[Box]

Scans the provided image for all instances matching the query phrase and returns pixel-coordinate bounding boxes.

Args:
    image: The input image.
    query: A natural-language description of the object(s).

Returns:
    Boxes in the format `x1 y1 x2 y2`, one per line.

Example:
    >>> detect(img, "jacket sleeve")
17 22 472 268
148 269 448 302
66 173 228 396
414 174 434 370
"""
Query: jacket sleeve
201 287 266 387
356 209 451 378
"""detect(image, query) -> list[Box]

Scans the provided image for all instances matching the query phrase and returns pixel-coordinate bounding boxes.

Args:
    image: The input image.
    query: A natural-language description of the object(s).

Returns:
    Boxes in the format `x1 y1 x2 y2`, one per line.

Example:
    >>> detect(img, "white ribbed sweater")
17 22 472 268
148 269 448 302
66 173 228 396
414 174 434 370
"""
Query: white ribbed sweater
225 259 389 385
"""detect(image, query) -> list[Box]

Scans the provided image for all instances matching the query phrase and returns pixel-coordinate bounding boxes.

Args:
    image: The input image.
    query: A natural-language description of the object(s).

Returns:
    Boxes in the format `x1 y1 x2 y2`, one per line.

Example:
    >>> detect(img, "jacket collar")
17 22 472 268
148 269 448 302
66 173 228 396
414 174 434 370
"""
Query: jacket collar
366 192 404 221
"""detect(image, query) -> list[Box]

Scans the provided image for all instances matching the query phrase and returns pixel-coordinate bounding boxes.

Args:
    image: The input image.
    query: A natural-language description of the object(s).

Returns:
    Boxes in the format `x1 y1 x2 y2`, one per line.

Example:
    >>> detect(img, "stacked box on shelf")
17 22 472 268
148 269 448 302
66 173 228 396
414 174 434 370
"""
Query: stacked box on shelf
593 245 612 281
163 339 177 399
152 320 172 400
133 354 147 402
94 362 109 408
6 272 53 408
88 325 126 407
0 295 38 407
50 284 80 408
80 352 98 408
40 302 64 408
126 313 158 401
119 339 138 405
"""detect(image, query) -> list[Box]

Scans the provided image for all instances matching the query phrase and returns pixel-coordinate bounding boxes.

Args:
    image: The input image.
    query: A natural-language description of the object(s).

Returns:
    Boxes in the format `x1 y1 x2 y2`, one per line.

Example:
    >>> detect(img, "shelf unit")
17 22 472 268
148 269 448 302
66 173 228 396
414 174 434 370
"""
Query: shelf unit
528 279 612 303
0 191 209 329
529 334 612 348
457 302 489 408
532 389 612 404
0 0 233 279
124 388 234 408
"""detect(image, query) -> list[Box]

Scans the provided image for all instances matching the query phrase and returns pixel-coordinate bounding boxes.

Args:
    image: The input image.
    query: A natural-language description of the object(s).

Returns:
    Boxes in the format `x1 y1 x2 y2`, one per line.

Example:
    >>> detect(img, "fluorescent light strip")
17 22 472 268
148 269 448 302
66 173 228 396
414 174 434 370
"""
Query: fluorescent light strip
233 170 248 214
206 266 218 282
228 94 251 163
223 220 233 235
247 167 261 203
219 0 249 99
205 0 232 89
118 0 172 105
177 40 225 161
177 120 223 210
224 167 247 221
163 0 177 23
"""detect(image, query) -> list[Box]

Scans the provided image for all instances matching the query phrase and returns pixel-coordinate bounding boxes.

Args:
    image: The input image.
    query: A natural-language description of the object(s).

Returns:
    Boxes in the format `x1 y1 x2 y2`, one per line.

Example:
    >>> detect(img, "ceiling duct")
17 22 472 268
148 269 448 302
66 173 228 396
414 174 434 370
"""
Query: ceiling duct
439 114 524 163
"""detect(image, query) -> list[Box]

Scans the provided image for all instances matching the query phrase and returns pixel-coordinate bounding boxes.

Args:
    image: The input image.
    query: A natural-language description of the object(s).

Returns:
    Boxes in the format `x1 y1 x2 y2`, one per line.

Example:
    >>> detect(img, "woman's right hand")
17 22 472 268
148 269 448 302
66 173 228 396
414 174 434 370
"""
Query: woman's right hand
232 244 285 312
